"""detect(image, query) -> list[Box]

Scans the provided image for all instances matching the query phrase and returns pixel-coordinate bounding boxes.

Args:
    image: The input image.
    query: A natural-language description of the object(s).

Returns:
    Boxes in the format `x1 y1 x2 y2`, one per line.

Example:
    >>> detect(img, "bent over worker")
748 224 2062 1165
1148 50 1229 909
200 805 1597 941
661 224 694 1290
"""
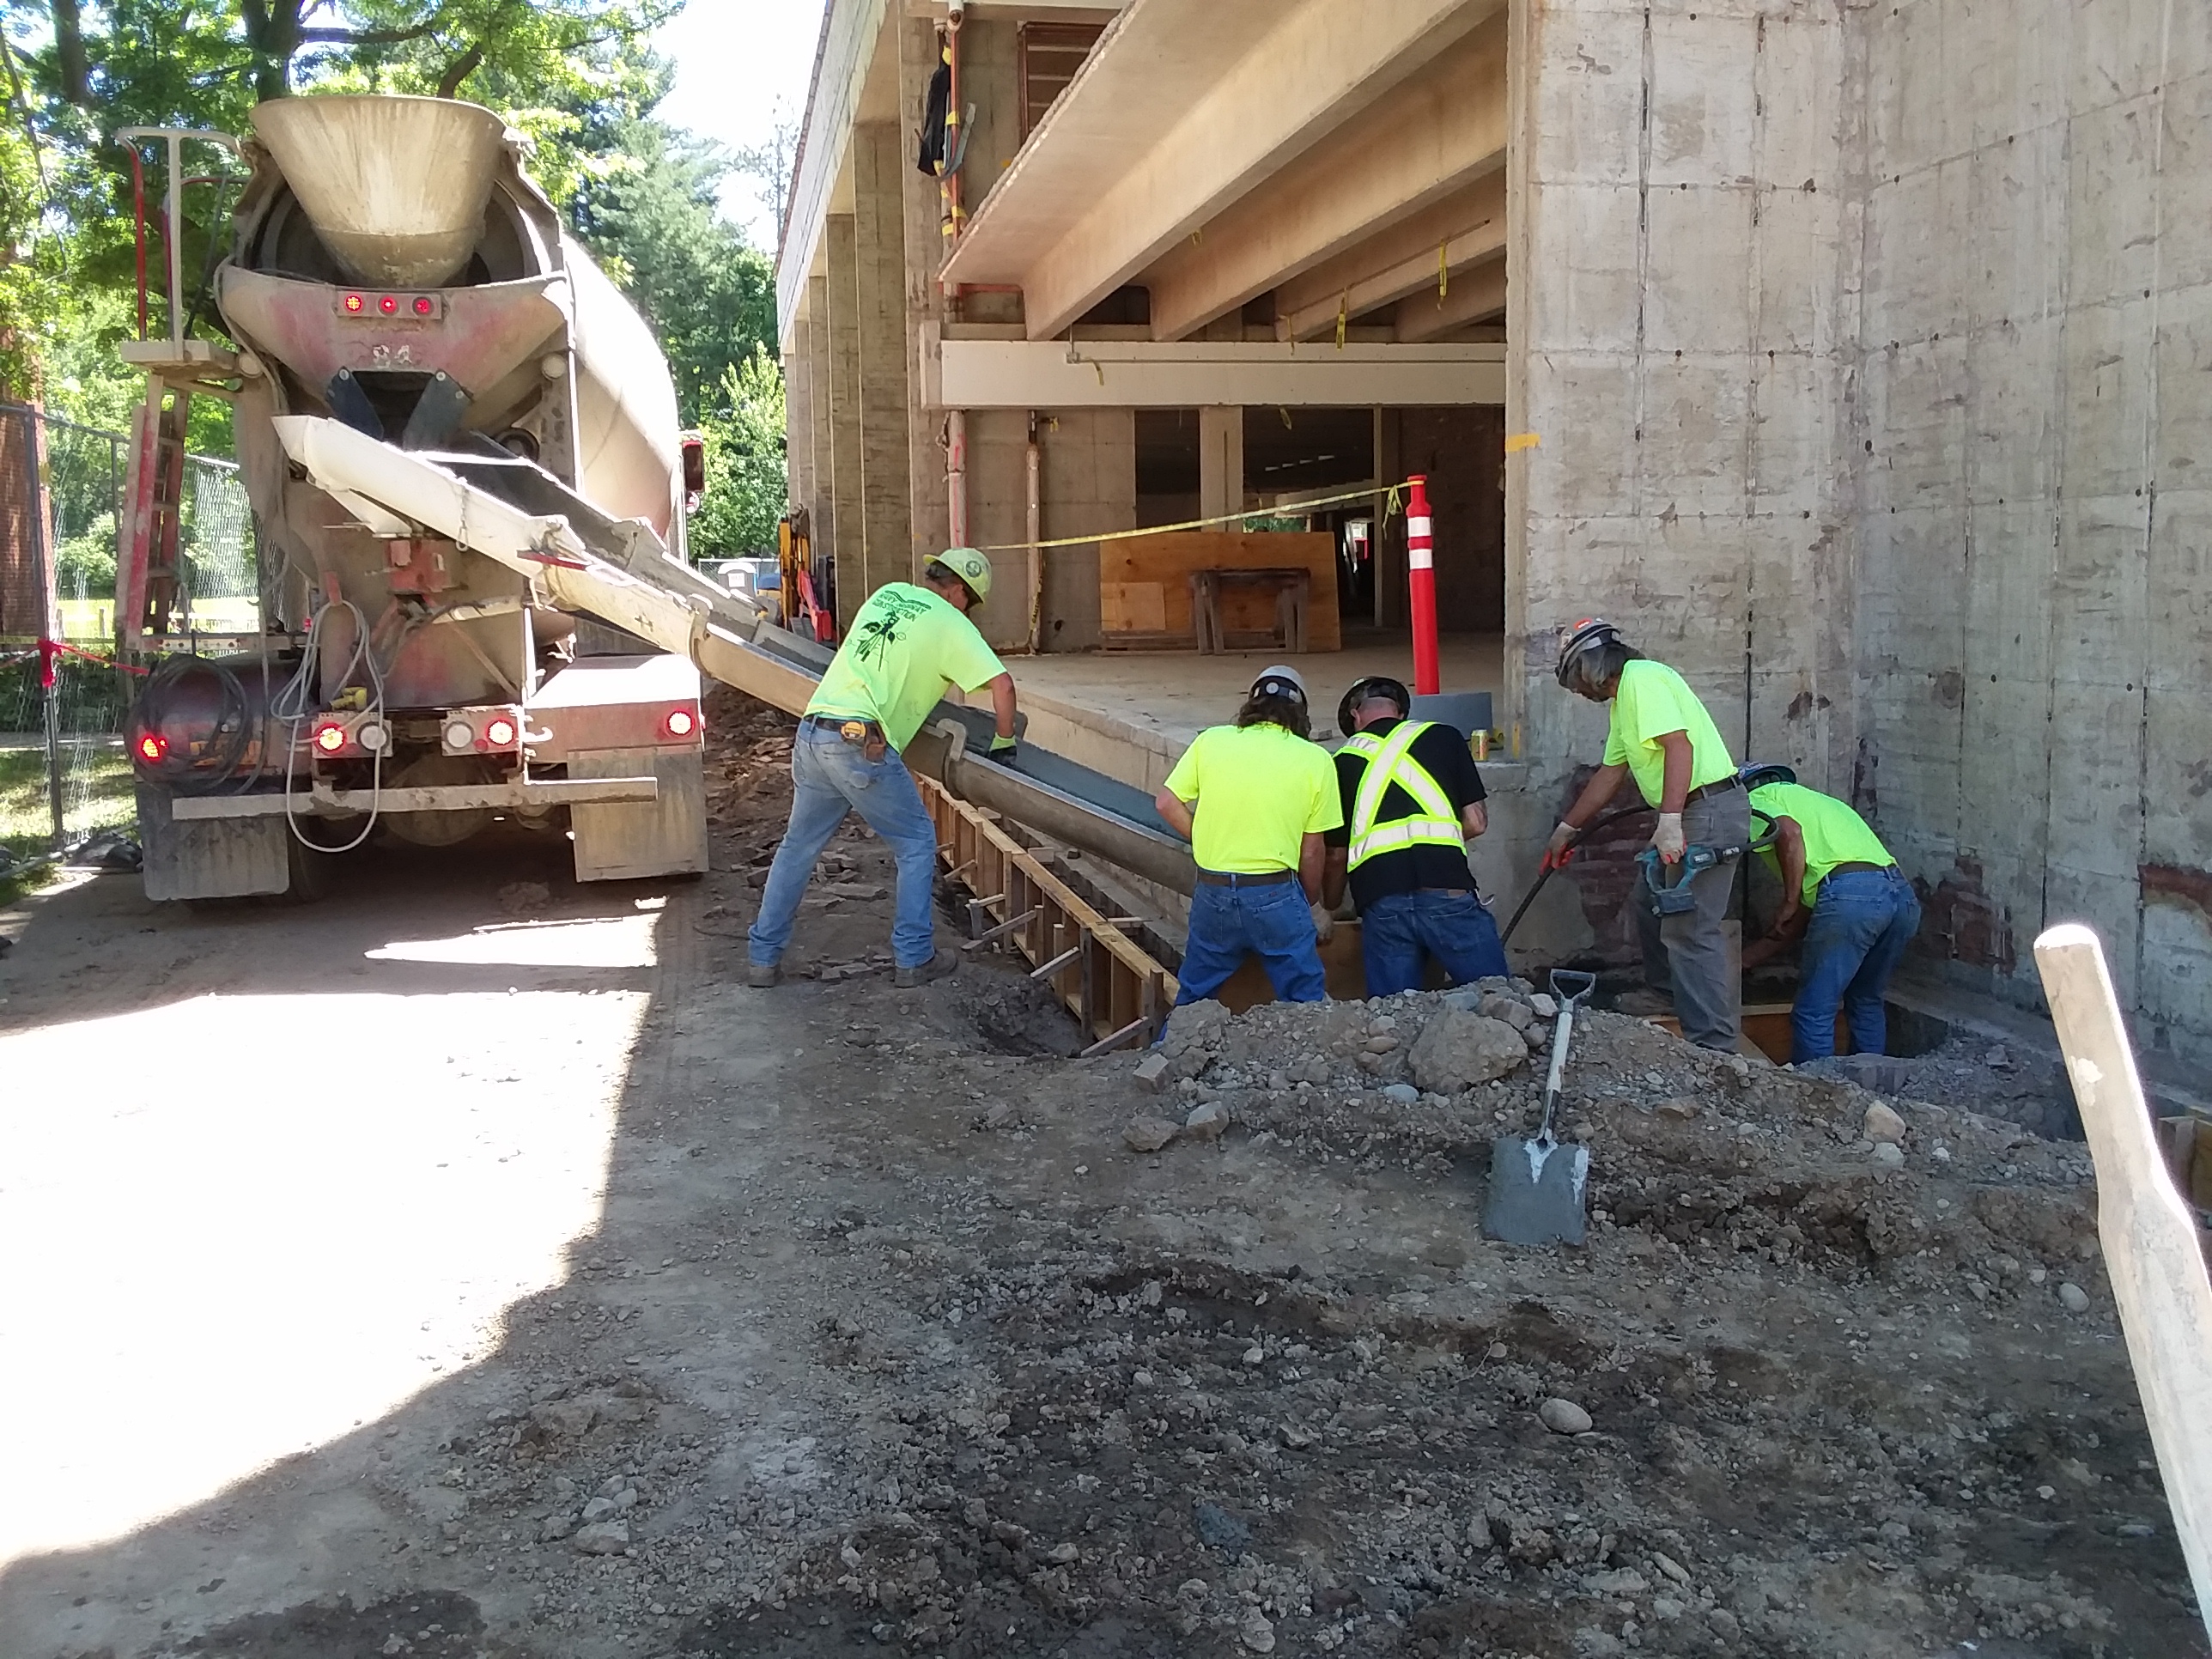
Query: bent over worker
1545 618 1747 1051
1741 776 1921 1063
1322 674 1509 996
747 549 1018 989
1152 665 1343 1006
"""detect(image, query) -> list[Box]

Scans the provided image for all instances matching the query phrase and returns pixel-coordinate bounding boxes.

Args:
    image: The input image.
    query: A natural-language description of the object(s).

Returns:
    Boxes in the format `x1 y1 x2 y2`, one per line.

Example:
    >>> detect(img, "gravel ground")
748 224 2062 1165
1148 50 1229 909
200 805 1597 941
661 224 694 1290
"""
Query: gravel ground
0 690 2200 1659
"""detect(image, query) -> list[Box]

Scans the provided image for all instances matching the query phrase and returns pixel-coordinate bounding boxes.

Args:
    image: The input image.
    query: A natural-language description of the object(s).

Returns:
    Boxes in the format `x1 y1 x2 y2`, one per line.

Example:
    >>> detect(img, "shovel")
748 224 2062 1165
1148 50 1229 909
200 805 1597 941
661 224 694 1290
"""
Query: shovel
1482 969 1597 1245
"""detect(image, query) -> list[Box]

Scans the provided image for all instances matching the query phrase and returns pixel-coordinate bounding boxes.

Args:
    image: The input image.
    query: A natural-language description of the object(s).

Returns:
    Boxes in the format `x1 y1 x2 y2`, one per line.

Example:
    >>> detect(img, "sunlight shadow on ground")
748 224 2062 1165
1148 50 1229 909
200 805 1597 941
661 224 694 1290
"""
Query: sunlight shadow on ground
0 909 659 1566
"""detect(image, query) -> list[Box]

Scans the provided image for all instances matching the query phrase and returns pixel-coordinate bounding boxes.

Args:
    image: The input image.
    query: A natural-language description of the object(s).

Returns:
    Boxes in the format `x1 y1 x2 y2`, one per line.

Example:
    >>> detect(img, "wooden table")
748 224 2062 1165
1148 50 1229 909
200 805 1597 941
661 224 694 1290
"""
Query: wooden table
1189 567 1311 654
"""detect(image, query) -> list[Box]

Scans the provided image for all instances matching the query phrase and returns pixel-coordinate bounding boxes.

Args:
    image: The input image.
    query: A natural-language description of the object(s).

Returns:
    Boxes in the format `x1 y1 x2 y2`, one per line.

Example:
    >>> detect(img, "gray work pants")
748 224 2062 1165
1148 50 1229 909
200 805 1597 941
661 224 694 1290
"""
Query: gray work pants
1632 787 1748 1052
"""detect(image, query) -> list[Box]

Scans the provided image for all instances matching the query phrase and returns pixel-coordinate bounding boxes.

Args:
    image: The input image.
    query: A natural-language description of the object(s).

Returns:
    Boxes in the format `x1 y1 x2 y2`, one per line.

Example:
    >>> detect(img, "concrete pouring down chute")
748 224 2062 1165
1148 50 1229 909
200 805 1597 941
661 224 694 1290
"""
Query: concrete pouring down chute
268 416 1198 911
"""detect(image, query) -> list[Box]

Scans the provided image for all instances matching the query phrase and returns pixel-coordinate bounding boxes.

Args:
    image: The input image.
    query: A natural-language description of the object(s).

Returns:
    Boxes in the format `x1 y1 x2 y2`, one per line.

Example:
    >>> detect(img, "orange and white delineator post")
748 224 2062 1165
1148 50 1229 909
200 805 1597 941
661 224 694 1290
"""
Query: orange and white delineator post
1407 472 1441 696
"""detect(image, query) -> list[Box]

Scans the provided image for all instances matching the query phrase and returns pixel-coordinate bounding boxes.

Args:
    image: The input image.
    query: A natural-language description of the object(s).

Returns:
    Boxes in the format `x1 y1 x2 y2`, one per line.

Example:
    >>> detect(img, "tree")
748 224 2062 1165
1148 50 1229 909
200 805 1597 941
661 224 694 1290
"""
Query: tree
688 348 785 558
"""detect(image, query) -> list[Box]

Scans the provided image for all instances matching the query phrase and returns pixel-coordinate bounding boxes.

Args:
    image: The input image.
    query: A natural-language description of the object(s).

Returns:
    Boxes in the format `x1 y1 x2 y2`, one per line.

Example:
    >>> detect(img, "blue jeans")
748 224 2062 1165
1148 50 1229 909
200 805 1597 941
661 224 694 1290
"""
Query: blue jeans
1360 890 1510 998
1175 877 1326 1006
748 722 941 970
1793 866 1921 1063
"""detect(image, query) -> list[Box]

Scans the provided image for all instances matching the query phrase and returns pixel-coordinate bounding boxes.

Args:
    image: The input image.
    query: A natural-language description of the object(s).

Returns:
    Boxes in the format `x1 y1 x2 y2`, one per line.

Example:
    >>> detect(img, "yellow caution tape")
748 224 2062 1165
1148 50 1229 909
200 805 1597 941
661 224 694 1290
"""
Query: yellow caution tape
981 479 1413 552
1505 432 1541 453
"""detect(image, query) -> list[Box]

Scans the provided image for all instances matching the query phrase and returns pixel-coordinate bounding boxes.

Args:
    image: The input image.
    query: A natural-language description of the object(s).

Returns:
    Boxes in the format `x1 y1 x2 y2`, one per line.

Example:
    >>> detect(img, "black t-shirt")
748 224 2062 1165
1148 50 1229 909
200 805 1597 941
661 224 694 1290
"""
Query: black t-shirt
1325 716 1488 909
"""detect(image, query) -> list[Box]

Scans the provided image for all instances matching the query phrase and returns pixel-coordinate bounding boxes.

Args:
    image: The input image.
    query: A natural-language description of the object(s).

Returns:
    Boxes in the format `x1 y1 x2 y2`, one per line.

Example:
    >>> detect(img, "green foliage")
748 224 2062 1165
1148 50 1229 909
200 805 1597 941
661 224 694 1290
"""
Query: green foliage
55 510 118 598
6 1 787 550
689 348 785 557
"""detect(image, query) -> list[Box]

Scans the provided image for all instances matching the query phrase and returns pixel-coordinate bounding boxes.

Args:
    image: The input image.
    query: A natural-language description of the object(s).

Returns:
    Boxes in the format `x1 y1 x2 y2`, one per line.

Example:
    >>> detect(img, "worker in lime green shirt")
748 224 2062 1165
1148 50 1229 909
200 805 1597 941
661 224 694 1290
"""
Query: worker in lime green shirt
1742 778 1921 1062
749 550 1018 989
1543 618 1747 1051
1153 665 1344 1006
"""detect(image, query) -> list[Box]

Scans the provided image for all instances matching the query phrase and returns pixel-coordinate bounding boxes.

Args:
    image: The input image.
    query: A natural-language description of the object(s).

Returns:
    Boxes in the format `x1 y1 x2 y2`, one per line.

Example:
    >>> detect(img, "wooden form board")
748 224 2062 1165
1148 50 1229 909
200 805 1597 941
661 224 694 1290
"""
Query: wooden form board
1099 531 1341 651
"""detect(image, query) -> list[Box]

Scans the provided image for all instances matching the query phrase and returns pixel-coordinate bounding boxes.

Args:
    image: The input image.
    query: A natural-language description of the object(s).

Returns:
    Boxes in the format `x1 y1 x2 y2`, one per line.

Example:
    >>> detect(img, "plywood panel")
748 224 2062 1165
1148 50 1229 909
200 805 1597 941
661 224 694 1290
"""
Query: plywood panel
1097 531 1341 650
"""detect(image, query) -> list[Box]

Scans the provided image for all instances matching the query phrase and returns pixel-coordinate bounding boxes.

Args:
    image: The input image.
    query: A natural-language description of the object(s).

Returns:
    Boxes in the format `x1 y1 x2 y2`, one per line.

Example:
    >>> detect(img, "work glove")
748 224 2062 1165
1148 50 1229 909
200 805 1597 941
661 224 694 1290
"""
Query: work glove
1540 821 1581 872
1651 811 1686 864
986 732 1019 765
1310 902 1337 945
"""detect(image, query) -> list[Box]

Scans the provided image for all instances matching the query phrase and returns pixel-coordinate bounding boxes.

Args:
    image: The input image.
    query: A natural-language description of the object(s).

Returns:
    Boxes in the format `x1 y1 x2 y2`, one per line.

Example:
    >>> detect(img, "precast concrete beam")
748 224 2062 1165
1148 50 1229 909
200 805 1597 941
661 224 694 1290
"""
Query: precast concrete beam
1392 252 1506 342
927 337 1506 408
939 0 1504 341
1271 170 1507 342
1143 15 1509 342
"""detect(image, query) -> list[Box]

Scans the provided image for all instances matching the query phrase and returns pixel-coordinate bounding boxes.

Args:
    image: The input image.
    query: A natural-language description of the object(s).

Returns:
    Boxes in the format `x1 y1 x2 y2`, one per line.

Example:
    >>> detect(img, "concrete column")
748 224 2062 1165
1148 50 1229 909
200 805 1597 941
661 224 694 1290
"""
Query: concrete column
805 274 833 580
1197 405 1243 524
853 123 913 598
783 333 812 520
899 15 951 569
823 216 863 629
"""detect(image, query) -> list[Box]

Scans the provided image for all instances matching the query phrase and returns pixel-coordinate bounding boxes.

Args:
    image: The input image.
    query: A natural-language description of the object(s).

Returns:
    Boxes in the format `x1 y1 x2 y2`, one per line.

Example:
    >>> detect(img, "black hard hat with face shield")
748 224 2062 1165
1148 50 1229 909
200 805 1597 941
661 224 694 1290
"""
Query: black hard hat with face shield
1554 617 1627 690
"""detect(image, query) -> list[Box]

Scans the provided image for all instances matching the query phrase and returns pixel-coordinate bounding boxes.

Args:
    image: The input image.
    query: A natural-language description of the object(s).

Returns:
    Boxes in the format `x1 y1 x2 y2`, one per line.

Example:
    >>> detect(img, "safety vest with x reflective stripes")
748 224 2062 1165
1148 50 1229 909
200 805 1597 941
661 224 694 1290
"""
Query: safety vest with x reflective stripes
1340 720 1464 870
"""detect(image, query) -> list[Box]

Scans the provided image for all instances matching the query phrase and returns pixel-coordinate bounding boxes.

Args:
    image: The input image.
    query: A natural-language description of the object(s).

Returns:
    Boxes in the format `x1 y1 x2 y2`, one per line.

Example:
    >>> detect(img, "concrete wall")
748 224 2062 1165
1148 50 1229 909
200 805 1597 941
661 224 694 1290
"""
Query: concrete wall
1507 0 2212 1059
1855 0 2212 1058
1506 0 1861 944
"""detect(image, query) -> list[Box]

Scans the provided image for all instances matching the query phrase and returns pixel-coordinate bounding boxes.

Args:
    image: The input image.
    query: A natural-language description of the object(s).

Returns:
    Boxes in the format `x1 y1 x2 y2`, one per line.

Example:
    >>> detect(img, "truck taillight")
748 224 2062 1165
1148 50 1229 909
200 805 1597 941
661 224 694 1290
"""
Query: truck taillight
664 708 697 740
379 294 399 315
414 296 434 316
343 292 365 313
484 715 518 747
313 720 349 755
136 732 168 763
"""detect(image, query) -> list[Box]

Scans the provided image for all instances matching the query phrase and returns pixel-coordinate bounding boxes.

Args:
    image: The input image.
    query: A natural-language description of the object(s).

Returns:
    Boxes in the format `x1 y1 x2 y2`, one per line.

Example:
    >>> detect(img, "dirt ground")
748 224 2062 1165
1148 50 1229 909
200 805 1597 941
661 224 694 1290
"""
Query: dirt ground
0 690 2202 1659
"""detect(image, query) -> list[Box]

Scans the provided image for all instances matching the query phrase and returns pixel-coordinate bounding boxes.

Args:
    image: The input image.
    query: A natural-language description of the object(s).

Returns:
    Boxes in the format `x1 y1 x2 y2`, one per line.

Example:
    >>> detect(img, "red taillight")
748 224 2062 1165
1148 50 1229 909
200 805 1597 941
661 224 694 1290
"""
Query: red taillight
379 294 399 315
313 720 349 755
484 716 517 747
136 732 168 763
664 708 697 740
414 295 434 316
343 293 364 314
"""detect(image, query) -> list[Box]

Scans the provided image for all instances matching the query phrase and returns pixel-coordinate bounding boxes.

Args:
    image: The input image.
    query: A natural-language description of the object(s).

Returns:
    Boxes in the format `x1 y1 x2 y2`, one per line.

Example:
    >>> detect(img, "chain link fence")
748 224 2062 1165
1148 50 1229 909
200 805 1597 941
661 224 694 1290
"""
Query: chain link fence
0 403 258 871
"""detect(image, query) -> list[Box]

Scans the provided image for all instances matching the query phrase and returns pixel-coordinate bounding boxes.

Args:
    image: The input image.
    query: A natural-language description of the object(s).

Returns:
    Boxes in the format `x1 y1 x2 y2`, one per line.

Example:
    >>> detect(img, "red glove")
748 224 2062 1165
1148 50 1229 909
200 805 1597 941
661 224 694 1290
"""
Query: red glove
1540 822 1580 872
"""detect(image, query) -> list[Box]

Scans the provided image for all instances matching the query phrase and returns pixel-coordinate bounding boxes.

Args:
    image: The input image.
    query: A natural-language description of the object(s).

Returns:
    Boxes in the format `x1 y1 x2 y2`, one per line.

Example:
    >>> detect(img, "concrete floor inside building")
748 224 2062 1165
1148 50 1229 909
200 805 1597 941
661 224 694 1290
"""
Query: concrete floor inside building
995 632 1504 793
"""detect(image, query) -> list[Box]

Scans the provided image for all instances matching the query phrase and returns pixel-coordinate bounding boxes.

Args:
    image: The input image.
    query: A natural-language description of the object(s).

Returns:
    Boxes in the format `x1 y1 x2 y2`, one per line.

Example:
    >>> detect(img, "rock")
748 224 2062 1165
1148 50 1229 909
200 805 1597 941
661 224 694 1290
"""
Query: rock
1125 1116 1180 1153
1133 1053 1170 1093
1571 1630 1626 1658
581 1496 617 1522
528 1397 597 1438
1162 1000 1231 1076
1192 1500 1252 1552
1529 993 1558 1018
573 1520 629 1555
2057 1281 2091 1313
1408 1011 1528 1093
1381 1082 1420 1105
1479 993 1535 1032
1863 1102 1907 1143
1539 1397 1593 1435
1364 1034 1401 1054
1651 1550 1691 1585
1183 1101 1229 1142
1655 1097 1700 1121
1585 1566 1648 1595
982 1103 1016 1129
1238 1611 1277 1653
1652 1595 1687 1620
1869 1141 1906 1170
538 1512 574 1542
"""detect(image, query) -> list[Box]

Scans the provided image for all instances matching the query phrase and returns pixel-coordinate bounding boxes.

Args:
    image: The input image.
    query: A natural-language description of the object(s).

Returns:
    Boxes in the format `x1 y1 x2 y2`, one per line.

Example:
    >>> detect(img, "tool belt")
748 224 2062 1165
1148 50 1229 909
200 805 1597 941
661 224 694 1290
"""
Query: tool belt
1683 774 1744 805
1195 868 1297 887
805 712 888 762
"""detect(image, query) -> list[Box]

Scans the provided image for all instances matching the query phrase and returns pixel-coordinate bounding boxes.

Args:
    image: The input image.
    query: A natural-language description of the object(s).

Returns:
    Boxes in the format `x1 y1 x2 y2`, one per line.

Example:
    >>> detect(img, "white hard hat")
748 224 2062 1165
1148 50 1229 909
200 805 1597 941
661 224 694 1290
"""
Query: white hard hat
1250 664 1309 703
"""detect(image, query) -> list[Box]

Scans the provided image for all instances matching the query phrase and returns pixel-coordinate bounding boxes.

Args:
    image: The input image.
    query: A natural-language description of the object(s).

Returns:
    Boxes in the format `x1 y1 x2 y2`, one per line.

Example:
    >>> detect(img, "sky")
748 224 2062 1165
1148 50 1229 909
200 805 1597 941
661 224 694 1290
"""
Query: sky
653 0 828 252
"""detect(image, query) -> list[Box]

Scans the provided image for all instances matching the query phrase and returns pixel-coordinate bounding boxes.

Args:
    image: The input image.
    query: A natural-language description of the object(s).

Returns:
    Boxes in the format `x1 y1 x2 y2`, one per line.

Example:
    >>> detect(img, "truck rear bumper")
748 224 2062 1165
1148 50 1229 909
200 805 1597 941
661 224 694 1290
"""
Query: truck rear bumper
167 776 659 821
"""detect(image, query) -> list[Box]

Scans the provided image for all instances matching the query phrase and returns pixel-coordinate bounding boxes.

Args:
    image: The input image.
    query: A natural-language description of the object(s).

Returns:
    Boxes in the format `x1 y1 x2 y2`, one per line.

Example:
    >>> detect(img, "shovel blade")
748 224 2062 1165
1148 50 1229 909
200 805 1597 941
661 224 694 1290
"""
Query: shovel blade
1481 1132 1590 1245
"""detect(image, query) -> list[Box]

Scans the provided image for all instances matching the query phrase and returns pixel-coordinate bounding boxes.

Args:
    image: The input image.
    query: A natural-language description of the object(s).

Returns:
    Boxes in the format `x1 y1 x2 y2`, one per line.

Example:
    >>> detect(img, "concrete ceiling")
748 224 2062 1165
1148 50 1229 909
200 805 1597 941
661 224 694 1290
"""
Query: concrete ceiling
939 0 1509 343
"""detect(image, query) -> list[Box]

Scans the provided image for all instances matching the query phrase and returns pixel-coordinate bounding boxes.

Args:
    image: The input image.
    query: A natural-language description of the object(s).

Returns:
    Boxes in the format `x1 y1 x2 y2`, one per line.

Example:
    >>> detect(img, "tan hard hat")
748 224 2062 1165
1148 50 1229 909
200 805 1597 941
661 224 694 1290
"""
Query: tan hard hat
927 547 993 603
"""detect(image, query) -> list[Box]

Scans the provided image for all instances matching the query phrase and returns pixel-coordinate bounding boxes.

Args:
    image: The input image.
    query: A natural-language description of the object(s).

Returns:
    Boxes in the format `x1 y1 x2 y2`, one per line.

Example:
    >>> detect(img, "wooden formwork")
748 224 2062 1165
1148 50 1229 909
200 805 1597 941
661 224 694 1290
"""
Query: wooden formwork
916 775 1179 1056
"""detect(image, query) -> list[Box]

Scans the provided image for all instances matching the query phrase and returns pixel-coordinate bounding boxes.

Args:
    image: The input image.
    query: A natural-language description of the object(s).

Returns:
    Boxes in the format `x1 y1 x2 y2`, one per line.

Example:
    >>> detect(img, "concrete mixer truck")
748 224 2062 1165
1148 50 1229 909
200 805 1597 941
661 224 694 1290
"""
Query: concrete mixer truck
117 93 1199 921
122 94 744 900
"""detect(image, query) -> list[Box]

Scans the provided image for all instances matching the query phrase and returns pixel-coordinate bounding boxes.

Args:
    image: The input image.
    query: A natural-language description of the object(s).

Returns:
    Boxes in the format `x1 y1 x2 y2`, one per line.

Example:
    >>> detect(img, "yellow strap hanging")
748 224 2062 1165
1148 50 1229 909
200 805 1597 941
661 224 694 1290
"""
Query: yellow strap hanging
1335 290 1349 349
1438 242 1449 301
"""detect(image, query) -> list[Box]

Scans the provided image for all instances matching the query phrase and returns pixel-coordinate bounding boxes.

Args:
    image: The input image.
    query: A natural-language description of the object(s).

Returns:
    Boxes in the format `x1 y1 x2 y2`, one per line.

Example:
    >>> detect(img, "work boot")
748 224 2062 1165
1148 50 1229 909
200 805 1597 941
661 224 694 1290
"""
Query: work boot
894 952 957 989
746 961 782 988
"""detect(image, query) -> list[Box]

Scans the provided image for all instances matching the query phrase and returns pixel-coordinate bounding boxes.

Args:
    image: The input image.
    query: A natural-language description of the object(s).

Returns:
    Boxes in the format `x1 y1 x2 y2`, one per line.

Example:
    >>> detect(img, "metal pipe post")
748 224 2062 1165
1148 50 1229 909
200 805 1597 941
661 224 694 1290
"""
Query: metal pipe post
946 408 967 546
1407 472 1440 695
